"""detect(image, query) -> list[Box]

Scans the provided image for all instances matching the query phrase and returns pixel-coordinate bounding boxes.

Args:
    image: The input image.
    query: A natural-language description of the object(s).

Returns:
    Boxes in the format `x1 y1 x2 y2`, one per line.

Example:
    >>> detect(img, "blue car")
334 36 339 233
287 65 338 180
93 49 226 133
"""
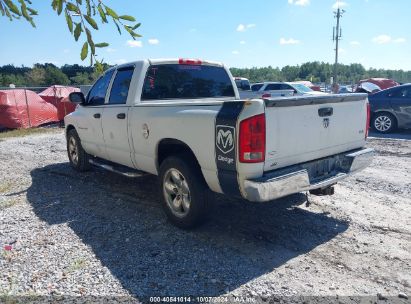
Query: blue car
368 84 411 133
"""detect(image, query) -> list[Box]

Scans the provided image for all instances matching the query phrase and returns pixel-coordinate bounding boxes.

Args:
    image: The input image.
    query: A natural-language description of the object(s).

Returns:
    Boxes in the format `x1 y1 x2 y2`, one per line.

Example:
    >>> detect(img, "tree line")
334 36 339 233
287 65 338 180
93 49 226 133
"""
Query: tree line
0 63 108 87
232 62 411 84
1 61 410 87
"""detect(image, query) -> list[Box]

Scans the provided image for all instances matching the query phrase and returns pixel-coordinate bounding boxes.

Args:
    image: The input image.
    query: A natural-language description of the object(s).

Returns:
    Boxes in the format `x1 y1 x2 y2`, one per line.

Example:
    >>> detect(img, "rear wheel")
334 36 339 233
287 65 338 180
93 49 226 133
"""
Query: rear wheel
159 155 208 229
67 129 91 171
372 112 397 133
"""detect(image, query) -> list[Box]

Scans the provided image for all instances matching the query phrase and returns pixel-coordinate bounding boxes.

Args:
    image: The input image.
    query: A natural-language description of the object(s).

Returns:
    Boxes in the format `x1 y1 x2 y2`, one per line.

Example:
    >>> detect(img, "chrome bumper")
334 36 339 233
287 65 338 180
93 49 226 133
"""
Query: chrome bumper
243 148 374 202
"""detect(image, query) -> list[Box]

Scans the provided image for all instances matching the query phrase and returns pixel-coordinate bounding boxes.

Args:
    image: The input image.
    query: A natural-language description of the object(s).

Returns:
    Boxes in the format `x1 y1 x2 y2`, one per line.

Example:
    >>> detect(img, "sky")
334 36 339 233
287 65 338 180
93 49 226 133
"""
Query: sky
0 0 410 70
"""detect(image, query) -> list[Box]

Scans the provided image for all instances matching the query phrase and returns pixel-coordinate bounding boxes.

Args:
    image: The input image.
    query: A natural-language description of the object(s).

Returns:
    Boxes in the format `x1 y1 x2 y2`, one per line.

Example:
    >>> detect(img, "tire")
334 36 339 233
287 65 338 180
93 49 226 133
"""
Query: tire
67 129 91 172
372 112 397 134
158 154 209 229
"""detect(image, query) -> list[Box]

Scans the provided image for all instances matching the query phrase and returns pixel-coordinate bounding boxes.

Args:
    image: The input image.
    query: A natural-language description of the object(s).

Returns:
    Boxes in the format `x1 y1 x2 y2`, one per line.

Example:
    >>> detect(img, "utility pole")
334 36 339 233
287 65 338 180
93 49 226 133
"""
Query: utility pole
332 7 344 93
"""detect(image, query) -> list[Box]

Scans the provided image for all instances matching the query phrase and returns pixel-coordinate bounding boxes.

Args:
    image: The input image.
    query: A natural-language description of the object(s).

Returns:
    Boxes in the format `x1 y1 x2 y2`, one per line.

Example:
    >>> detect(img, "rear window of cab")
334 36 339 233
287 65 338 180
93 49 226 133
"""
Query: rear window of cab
141 64 235 100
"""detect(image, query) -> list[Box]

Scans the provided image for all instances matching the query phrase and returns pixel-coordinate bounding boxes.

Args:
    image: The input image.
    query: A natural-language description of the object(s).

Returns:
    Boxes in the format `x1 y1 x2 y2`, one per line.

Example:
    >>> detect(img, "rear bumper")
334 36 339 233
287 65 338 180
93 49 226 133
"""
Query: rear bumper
243 148 374 202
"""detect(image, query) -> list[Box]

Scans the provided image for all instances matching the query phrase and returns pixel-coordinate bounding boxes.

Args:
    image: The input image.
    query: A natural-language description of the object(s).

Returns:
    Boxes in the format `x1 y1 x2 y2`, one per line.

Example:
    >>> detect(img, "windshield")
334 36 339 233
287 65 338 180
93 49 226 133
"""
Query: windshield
141 64 235 100
291 83 314 93
235 79 251 91
358 82 381 93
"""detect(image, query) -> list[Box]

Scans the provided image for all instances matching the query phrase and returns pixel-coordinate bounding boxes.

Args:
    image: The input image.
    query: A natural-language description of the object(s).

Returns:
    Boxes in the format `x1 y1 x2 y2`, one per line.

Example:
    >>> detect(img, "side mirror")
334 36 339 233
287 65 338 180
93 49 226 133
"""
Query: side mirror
69 92 86 104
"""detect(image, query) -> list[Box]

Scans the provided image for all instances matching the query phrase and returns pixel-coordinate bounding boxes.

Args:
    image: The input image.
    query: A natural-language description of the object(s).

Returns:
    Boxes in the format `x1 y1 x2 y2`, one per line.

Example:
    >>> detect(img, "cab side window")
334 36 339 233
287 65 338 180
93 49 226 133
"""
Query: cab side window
108 67 134 105
251 84 263 91
86 70 115 105
265 84 282 91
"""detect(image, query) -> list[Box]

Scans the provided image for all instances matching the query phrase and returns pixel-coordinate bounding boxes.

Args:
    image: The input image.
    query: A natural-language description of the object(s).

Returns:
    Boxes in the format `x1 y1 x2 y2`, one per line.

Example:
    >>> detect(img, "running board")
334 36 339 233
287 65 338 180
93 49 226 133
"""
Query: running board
89 158 147 178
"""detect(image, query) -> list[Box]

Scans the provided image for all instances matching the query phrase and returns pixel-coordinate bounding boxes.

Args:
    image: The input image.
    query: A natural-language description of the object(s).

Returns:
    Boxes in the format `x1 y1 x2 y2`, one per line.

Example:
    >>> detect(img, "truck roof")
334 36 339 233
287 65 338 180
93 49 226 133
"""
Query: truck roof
113 58 225 69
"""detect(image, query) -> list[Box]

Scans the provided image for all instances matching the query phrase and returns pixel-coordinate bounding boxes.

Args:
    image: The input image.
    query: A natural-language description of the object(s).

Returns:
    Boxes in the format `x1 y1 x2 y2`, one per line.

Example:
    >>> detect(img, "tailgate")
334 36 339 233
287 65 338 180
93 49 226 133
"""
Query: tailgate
264 94 368 172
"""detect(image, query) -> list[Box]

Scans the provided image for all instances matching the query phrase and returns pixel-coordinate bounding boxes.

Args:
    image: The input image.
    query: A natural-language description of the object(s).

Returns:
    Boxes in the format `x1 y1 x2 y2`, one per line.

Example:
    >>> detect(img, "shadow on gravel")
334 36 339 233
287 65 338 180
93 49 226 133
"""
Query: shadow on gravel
369 129 411 140
27 163 348 298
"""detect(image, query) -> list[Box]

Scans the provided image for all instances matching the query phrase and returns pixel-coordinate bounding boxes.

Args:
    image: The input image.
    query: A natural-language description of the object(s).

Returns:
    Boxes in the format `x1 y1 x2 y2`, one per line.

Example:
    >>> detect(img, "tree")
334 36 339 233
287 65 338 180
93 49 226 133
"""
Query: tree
0 73 26 86
25 67 46 86
44 65 70 85
0 0 141 66
61 64 93 79
70 71 100 85
281 65 300 81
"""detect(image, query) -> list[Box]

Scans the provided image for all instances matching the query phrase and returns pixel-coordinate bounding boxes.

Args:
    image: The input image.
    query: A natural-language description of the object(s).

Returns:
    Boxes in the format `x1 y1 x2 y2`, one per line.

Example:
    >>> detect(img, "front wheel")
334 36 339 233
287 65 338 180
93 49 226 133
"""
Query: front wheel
67 129 91 171
159 155 209 229
372 113 396 133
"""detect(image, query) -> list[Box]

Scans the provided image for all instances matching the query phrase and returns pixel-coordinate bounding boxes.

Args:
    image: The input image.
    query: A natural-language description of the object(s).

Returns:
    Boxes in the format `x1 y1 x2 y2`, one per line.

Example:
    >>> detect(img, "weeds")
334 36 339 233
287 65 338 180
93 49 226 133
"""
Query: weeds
0 127 61 140
67 258 87 273
0 198 19 210
0 182 12 193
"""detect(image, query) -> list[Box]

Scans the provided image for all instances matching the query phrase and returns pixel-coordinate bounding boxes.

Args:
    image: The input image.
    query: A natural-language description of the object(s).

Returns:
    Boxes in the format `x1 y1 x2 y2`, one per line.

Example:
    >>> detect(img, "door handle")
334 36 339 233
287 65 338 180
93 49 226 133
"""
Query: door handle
93 113 101 119
318 107 333 117
117 113 126 119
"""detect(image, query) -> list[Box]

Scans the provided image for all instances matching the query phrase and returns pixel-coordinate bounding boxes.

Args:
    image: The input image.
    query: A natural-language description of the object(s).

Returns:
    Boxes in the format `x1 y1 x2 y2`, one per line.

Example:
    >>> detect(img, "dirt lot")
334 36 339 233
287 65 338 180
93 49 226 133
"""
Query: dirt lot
0 129 410 302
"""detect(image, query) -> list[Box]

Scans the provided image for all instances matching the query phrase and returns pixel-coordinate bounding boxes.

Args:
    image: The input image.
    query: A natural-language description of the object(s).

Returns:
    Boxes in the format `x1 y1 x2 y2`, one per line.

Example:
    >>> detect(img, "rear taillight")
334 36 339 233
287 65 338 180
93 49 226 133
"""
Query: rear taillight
365 102 370 139
261 93 271 99
178 58 202 65
239 114 266 163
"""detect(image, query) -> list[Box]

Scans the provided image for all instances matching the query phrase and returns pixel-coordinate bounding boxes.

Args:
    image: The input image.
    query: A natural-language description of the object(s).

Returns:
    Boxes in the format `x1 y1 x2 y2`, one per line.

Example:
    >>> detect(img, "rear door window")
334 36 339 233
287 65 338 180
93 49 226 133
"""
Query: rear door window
108 67 134 105
141 64 235 100
264 83 282 91
280 84 294 90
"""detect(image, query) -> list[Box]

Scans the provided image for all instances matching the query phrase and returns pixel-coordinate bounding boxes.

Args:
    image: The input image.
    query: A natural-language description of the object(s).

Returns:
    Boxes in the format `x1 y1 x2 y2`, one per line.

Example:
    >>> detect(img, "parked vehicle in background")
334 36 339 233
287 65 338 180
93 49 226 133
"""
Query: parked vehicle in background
355 82 382 94
286 82 327 95
355 78 399 94
239 81 294 99
293 80 322 92
338 86 354 94
249 82 325 99
234 77 251 91
368 84 411 133
65 58 373 228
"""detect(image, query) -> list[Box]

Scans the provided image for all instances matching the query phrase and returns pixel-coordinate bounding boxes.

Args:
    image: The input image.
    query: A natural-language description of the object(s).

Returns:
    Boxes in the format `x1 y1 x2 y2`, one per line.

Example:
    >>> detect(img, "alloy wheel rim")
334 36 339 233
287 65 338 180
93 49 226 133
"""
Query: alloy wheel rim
163 168 191 218
68 137 79 165
374 116 392 132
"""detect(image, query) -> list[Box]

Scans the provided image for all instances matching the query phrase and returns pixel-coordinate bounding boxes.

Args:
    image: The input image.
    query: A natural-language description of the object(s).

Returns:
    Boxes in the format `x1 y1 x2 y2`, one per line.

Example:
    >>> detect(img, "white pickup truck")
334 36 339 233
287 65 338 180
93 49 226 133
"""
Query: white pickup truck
66 58 374 228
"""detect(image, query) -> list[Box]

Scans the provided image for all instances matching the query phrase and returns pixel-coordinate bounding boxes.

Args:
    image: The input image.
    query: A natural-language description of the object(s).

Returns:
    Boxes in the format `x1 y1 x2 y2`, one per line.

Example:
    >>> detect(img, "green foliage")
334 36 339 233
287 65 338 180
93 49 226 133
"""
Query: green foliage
81 41 88 60
0 63 108 86
70 72 94 85
44 65 70 85
25 67 46 86
231 61 411 84
0 0 141 64
1 61 410 89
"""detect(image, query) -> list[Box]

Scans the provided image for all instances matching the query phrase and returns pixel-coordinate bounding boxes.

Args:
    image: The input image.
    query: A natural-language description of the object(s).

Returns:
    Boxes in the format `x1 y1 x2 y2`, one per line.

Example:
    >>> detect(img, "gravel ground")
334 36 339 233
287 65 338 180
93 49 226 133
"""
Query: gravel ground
0 129 410 303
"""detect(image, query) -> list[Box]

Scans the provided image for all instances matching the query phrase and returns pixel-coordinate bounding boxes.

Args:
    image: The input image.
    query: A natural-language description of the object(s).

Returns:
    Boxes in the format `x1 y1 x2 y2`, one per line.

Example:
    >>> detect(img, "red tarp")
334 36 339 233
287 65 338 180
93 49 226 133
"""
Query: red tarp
0 89 59 129
39 85 80 121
